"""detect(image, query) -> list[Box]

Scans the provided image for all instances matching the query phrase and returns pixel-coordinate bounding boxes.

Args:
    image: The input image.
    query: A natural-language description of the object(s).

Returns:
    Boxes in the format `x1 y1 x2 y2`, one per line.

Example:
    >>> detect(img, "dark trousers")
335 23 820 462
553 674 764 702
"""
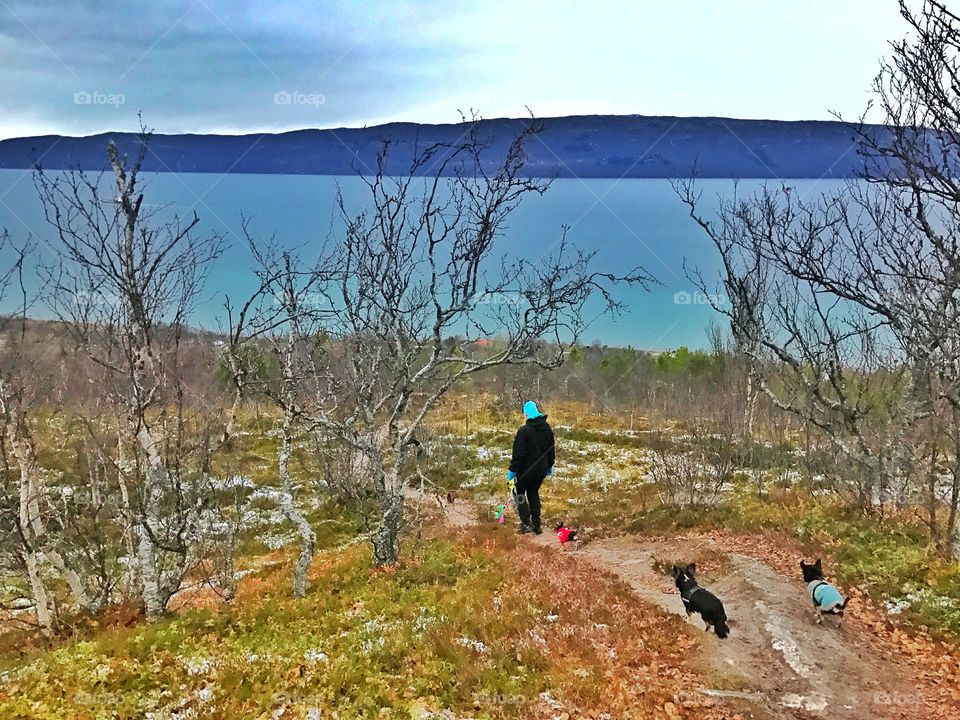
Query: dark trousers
514 476 544 528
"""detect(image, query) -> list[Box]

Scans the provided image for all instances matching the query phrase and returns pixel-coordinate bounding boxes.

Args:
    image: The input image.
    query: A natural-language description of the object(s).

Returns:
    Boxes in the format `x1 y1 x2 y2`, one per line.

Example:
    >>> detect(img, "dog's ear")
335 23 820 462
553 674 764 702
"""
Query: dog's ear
814 558 822 569
686 562 697 575
799 560 808 569
671 565 681 578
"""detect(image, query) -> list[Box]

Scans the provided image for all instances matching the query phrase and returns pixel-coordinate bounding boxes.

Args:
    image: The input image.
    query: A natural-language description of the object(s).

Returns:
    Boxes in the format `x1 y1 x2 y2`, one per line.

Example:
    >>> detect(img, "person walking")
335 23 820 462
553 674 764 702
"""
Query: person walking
507 400 555 534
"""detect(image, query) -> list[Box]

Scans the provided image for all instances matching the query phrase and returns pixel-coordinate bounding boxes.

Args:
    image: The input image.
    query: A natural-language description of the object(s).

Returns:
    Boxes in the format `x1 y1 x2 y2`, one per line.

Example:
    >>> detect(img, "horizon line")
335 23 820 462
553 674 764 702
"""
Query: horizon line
0 112 874 143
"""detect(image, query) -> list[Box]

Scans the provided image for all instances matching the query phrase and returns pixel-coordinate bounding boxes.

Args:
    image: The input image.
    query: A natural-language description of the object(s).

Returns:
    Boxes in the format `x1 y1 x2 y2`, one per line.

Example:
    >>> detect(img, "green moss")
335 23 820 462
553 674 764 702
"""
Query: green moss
0 539 554 719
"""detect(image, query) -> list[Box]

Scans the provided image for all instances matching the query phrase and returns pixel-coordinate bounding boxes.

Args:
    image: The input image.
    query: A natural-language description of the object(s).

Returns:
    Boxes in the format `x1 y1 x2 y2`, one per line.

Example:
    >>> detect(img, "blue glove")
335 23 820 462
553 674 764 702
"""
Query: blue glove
546 467 553 476
507 470 517 481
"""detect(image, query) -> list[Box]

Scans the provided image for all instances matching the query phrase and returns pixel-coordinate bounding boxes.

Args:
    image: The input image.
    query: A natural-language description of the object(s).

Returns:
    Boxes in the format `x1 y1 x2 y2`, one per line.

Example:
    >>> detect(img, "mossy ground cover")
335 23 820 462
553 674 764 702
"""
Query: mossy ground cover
0 524 731 719
5 394 959 718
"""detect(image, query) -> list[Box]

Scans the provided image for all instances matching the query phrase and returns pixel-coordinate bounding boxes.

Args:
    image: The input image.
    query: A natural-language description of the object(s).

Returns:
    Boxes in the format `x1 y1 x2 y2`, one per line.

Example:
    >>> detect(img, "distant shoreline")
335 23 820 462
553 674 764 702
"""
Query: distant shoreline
0 114 883 179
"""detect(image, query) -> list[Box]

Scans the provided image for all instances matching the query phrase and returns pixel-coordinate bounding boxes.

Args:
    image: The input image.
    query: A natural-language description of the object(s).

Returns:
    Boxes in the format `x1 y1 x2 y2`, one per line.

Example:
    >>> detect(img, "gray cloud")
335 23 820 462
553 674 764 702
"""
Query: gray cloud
0 0 473 136
0 0 907 140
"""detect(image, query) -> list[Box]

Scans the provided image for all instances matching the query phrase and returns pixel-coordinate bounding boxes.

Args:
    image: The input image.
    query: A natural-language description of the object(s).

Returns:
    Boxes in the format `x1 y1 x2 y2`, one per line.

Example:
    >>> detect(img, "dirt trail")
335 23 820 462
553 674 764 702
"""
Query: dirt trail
413 491 940 719
558 535 930 720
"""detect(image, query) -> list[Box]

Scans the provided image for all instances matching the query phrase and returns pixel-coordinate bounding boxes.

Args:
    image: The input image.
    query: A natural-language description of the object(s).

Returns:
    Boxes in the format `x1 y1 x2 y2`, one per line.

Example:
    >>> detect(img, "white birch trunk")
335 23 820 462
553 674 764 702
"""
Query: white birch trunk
279 418 315 598
134 423 172 619
13 426 97 613
2 379 97 619
21 544 53 635
116 430 140 600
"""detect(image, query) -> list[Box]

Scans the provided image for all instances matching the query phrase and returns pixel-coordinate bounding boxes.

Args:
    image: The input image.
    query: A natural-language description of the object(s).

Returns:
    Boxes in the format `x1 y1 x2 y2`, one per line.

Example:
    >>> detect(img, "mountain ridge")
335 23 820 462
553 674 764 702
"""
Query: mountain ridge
0 114 882 178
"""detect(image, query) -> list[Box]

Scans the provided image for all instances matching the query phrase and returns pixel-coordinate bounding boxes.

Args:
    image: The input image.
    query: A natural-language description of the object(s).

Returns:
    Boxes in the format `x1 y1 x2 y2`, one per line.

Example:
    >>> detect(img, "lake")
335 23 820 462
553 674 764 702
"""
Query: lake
0 170 845 349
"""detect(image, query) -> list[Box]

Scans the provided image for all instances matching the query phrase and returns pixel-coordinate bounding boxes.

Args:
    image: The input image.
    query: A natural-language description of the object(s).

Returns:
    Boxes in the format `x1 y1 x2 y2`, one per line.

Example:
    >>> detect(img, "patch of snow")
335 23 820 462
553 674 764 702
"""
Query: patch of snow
181 656 213 677
781 693 828 711
885 585 958 618
754 600 812 678
413 607 445 633
456 636 489 653
304 649 328 664
885 598 911 615
702 688 764 701
261 531 296 550
538 690 563 710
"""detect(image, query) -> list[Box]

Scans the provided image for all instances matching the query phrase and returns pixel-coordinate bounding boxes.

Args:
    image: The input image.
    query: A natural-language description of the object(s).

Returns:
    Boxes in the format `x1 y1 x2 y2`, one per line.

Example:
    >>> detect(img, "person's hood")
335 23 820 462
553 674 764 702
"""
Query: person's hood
523 400 544 419
526 414 549 426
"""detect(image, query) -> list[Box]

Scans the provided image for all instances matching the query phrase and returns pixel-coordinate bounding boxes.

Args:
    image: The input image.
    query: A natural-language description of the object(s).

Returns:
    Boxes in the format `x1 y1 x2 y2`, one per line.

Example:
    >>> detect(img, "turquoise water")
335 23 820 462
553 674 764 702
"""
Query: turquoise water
0 170 844 349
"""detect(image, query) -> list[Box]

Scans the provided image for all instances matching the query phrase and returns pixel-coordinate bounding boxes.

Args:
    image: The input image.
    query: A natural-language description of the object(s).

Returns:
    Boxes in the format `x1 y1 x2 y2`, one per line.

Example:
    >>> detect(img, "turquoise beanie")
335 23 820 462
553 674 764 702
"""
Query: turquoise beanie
523 400 543 419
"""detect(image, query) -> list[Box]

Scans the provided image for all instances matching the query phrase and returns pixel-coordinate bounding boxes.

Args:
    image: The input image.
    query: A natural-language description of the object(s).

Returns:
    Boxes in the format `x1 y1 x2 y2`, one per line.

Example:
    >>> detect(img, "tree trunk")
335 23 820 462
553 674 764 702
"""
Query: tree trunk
944 463 960 561
17 460 54 634
21 543 54 636
2 382 98 618
745 368 758 439
134 424 181 619
279 417 314 598
116 430 140 601
12 419 98 613
136 509 165 619
372 468 403 566
372 501 402 566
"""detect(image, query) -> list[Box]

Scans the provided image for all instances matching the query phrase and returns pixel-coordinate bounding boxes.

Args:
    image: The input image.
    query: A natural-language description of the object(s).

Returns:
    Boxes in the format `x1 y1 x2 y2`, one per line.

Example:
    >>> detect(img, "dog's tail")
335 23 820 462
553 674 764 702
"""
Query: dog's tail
825 596 849 615
715 618 730 639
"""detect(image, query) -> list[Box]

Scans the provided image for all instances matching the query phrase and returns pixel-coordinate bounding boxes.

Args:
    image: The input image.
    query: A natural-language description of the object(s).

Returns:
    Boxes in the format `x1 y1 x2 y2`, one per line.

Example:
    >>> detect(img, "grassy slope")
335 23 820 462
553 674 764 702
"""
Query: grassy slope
0 526 730 719
6 394 960 717
3 404 733 717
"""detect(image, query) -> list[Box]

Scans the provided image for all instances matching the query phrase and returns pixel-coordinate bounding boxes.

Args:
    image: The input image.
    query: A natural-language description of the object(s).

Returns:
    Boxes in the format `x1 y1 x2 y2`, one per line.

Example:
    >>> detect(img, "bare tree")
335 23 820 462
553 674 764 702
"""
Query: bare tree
260 252 325 596
0 237 57 634
239 117 652 566
677 0 960 555
0 235 117 632
679 181 905 500
35 126 225 616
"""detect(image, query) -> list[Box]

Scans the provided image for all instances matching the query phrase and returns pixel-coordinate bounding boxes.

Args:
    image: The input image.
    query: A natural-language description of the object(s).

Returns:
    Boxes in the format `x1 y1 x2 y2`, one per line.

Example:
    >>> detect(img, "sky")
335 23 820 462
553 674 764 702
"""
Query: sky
0 0 907 140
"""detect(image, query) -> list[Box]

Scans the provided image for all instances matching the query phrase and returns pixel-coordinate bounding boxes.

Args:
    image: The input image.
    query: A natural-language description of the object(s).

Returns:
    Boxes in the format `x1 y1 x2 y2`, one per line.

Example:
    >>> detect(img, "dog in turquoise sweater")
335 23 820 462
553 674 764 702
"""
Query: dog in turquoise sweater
800 558 849 624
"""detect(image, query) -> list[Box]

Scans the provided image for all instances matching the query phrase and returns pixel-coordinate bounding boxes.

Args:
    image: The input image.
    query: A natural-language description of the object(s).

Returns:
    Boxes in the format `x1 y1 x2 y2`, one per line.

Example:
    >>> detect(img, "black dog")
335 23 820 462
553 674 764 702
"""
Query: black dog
800 559 848 624
672 563 729 639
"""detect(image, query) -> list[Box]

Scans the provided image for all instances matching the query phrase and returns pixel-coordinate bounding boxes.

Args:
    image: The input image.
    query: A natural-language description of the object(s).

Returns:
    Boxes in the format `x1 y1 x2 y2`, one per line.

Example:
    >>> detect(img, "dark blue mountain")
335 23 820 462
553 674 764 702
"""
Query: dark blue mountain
0 115 883 178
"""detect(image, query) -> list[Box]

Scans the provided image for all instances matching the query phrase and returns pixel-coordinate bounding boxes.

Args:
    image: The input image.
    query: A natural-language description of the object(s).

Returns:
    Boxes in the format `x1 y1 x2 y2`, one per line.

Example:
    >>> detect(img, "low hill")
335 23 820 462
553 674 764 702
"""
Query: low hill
0 115 884 178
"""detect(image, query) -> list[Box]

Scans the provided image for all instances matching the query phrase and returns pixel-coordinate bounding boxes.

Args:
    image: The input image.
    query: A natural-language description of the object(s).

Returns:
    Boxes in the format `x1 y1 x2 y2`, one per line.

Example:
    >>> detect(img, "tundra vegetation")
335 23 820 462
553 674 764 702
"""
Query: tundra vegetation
2 1 960 717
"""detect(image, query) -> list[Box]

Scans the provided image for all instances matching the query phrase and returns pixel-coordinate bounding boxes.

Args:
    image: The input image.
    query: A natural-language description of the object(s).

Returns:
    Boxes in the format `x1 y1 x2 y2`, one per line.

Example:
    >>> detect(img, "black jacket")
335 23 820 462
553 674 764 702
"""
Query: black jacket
509 415 555 483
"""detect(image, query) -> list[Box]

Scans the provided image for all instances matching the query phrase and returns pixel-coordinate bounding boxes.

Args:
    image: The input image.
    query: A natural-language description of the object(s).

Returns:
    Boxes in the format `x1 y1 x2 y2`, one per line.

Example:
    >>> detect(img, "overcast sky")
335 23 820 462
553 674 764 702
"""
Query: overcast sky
0 0 907 140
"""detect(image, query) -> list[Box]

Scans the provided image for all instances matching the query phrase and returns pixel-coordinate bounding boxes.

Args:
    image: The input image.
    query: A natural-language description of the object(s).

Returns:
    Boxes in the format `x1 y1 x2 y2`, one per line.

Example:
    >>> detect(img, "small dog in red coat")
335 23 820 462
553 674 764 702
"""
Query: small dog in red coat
555 522 578 544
